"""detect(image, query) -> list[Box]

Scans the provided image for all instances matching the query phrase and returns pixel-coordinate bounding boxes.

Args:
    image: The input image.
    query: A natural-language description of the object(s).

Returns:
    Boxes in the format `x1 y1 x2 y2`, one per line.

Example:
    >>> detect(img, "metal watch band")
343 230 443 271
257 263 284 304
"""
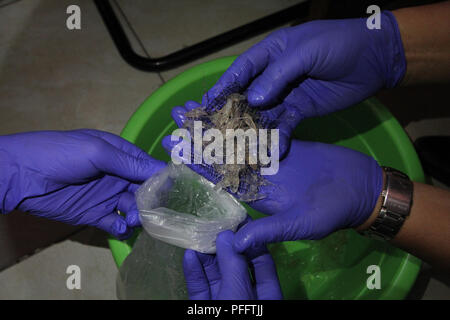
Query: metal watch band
362 167 413 241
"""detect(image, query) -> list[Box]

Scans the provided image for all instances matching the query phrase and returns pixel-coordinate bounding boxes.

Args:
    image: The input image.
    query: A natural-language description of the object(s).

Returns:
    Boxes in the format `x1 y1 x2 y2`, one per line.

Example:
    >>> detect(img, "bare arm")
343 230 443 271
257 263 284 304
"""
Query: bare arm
391 182 450 270
359 179 450 270
379 2 450 269
393 1 450 85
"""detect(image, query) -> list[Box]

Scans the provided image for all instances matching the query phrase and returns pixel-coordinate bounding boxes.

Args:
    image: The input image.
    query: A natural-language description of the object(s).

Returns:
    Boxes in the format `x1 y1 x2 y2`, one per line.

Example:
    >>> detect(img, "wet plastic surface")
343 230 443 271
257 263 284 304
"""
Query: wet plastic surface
136 162 247 254
116 231 187 300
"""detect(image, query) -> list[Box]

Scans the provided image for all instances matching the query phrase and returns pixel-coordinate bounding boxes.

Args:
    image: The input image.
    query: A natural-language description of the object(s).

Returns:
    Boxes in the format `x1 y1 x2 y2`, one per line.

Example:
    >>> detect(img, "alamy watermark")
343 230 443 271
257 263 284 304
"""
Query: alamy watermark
66 5 81 30
66 264 81 290
366 265 381 290
170 121 280 176
366 5 381 29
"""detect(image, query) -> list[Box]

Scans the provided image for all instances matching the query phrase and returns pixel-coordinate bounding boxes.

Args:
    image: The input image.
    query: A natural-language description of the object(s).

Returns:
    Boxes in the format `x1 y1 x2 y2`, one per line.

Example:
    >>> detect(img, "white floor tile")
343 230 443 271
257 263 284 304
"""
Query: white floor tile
0 239 117 299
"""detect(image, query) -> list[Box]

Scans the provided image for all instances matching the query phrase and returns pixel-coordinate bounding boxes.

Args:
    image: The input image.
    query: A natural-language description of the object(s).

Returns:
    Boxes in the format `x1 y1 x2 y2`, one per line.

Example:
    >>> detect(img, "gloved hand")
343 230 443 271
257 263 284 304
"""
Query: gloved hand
232 140 383 254
183 230 282 300
163 134 383 253
202 11 406 156
0 130 165 239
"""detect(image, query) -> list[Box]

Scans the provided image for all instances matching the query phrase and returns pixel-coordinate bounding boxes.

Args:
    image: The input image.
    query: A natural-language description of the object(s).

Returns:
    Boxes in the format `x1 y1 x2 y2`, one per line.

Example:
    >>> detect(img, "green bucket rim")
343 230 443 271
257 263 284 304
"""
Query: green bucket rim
109 56 424 300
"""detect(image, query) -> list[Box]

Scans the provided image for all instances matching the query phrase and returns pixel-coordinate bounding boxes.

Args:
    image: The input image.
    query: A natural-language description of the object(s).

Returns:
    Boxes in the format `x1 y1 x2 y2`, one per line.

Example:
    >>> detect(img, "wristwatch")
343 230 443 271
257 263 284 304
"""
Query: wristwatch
362 167 414 241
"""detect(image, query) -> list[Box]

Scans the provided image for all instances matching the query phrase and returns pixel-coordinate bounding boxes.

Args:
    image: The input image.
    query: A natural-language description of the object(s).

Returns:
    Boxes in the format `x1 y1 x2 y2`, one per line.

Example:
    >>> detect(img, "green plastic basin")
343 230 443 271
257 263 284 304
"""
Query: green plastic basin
109 56 424 300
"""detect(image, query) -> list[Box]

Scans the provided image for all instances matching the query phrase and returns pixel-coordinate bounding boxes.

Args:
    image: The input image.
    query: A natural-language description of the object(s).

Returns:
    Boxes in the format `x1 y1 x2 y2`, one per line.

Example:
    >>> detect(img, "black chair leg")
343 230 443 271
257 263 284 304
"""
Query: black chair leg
94 0 310 72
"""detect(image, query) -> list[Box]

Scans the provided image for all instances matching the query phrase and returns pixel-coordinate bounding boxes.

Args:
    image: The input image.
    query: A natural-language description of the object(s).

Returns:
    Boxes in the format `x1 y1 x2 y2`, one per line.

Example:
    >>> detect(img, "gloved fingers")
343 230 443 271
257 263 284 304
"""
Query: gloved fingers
161 135 222 184
204 41 272 110
256 104 295 159
127 182 141 194
259 103 285 121
161 135 190 164
237 214 253 230
116 191 141 228
272 104 304 158
275 104 303 136
185 100 202 111
171 106 188 128
215 230 255 300
249 250 283 300
90 141 166 183
281 78 325 119
233 215 290 254
258 93 304 137
277 131 291 160
79 129 166 181
77 129 150 160
235 216 270 260
183 250 212 300
171 101 202 128
95 212 133 240
247 58 305 108
195 252 222 298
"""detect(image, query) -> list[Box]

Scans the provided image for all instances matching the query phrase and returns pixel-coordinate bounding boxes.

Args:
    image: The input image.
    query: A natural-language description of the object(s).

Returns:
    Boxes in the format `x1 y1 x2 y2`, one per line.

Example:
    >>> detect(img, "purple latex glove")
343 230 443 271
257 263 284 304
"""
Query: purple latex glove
231 140 383 254
203 11 406 156
0 130 165 239
162 132 383 252
183 230 282 300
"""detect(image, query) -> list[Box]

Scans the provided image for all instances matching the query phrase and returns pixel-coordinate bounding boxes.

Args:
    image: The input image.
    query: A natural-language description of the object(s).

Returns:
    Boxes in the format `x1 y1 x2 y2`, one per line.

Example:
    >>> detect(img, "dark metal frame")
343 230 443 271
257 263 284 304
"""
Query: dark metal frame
94 0 310 72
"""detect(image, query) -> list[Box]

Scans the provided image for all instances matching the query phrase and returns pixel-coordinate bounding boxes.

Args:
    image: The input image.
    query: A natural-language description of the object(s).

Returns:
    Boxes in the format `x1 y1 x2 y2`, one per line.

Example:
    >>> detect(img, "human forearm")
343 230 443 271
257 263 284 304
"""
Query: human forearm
392 182 450 270
359 180 450 270
393 1 450 86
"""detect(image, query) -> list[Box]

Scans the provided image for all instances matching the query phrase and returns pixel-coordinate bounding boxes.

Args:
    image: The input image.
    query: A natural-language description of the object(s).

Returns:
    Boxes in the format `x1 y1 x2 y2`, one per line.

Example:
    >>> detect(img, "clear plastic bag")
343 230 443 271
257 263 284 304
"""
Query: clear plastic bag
135 162 247 254
116 231 187 300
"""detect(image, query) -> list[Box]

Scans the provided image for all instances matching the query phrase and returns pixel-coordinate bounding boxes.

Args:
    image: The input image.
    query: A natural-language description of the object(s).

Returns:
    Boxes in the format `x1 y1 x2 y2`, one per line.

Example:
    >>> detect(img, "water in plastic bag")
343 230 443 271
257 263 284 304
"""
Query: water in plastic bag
116 231 188 300
136 162 247 254
116 162 247 299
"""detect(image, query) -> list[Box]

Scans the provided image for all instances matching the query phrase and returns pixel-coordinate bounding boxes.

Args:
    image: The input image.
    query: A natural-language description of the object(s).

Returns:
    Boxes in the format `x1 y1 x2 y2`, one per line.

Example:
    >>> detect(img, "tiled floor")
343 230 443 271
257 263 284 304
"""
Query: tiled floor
0 0 164 136
0 0 303 300
0 228 117 300
115 0 299 80
0 0 448 299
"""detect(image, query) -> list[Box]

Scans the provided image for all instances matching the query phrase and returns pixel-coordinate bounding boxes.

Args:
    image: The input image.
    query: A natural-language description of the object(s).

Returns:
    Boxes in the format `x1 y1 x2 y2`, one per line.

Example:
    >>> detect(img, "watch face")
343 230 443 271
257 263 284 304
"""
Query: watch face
368 167 413 241
384 175 413 217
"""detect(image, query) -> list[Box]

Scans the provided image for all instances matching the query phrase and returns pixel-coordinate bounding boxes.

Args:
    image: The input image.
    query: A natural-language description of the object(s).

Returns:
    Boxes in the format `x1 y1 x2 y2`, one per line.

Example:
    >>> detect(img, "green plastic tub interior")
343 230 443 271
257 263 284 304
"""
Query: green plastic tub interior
109 56 424 300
